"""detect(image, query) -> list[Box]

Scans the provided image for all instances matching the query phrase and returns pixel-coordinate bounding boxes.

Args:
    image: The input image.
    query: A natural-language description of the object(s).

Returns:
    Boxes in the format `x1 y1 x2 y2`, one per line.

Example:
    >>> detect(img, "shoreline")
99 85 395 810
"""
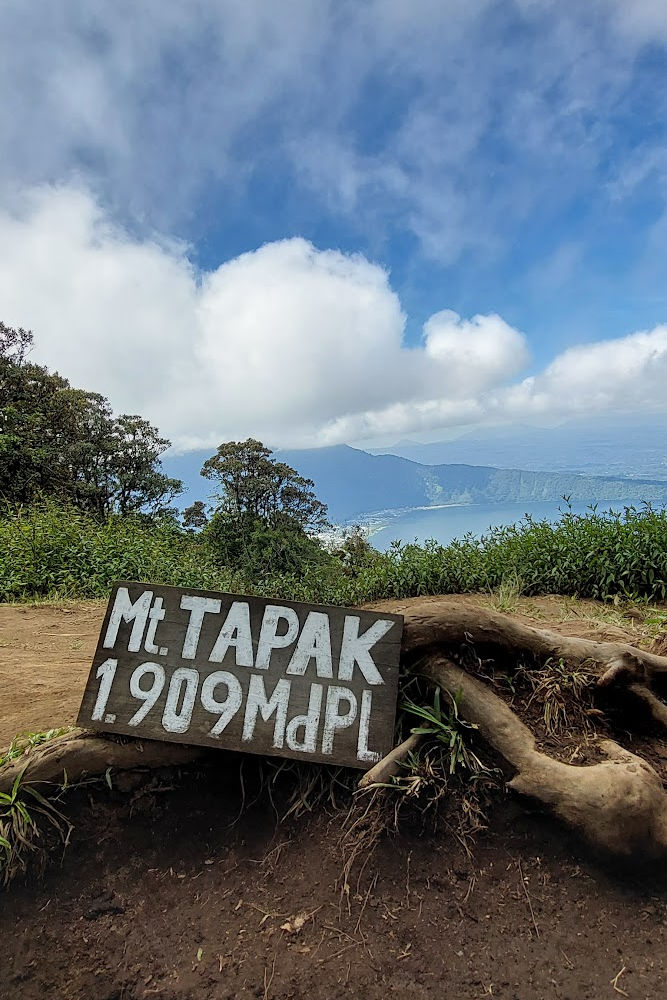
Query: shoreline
333 496 665 550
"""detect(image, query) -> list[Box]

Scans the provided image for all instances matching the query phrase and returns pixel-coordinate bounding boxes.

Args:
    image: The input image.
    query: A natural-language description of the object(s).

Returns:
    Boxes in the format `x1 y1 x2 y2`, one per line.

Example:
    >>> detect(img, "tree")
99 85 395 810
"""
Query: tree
0 321 182 516
201 439 328 530
104 415 182 517
182 500 209 531
201 438 329 575
0 320 33 365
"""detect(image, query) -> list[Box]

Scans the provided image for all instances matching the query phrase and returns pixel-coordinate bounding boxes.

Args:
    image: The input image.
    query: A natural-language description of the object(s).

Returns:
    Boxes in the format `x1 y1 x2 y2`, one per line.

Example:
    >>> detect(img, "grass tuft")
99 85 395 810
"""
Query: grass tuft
0 727 73 768
525 658 597 735
491 571 524 614
0 766 72 886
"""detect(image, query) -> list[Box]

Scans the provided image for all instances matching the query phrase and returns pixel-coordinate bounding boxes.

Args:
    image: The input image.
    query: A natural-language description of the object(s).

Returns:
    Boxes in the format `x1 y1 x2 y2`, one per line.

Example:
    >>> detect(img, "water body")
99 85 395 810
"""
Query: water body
368 499 655 552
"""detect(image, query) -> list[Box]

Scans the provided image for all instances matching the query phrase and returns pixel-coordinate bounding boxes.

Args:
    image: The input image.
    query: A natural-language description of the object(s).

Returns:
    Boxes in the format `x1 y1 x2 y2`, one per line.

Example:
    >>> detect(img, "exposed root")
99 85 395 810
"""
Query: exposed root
337 789 392 904
627 684 667 730
402 599 667 691
357 733 423 789
0 728 205 795
421 653 667 858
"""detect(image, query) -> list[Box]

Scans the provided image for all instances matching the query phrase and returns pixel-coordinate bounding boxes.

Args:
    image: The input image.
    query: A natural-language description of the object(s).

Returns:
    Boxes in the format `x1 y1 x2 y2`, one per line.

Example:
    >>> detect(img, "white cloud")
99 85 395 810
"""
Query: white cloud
604 0 667 41
501 326 667 418
1 0 664 262
0 0 331 225
1 186 666 451
423 311 529 392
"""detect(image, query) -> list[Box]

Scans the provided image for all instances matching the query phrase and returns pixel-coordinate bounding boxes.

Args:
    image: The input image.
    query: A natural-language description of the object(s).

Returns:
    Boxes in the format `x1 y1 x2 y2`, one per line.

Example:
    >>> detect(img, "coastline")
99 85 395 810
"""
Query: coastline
319 496 666 553
319 501 470 545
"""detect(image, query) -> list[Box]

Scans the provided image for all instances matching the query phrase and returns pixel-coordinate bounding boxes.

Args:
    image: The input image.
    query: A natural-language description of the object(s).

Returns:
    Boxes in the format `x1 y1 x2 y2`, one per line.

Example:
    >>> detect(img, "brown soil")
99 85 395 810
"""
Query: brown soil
0 600 105 747
1 596 667 1000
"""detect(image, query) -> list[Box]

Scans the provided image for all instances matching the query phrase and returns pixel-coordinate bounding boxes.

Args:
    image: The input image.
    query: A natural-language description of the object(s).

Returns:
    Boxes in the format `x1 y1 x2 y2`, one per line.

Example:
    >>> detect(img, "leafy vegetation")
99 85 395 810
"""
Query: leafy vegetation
0 499 229 600
402 688 486 775
343 501 667 604
2 496 667 605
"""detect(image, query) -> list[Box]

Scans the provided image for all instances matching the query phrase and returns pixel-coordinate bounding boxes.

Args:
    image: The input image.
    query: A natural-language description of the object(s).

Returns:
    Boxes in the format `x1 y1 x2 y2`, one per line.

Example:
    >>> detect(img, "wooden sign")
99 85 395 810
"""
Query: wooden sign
78 582 403 770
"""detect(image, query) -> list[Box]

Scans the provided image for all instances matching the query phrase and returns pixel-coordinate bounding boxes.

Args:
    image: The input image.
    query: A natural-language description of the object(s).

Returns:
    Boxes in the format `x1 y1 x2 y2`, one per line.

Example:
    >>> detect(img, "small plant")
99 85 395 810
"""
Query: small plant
0 727 73 767
491 571 524 613
0 766 72 885
402 688 487 775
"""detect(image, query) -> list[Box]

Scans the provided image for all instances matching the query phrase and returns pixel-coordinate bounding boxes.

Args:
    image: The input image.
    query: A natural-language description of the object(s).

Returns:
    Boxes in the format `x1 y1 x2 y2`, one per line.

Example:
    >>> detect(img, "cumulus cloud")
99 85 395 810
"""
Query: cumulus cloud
501 326 667 418
1 186 666 451
423 311 529 393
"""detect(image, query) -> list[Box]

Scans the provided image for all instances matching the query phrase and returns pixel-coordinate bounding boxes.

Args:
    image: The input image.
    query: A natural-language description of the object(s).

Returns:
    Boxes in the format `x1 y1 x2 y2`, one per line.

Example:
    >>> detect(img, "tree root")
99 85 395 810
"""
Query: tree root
399 602 667 857
627 684 667 729
421 653 667 858
0 728 205 795
358 733 423 789
402 598 667 690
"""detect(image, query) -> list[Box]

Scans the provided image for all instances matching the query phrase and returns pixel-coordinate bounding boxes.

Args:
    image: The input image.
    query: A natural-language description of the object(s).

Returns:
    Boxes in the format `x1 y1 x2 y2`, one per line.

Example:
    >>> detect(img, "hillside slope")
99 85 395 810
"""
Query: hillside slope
164 444 667 522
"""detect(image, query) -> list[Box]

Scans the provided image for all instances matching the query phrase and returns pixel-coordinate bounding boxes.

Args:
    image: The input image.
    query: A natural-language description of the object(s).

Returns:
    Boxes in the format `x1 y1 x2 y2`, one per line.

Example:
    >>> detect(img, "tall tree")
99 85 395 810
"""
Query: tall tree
107 415 181 517
0 321 182 516
201 438 328 531
200 438 329 575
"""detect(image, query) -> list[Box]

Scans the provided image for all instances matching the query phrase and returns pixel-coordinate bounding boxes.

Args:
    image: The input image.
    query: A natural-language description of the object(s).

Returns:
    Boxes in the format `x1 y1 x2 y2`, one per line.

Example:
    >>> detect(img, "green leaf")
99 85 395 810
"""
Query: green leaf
11 765 28 803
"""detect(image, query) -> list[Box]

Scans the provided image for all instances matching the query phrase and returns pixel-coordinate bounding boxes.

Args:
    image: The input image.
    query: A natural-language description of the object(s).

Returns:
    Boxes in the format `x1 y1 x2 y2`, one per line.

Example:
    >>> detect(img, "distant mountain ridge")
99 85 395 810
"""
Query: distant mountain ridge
370 416 667 481
163 443 667 524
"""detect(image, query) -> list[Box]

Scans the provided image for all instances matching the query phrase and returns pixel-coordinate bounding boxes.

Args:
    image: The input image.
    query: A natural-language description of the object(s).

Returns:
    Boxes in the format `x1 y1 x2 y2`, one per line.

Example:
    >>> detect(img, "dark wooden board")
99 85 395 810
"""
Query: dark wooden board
78 582 403 770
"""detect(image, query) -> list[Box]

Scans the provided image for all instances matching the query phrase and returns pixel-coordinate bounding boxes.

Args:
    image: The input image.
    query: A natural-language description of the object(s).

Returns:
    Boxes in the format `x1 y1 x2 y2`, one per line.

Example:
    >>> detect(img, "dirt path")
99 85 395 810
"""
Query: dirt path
0 600 104 746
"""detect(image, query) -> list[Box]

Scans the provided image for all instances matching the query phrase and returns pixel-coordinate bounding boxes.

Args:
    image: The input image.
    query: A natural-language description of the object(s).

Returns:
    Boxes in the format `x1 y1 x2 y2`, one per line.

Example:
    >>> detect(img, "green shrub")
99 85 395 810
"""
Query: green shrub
0 499 231 600
345 502 667 604
204 509 330 580
2 500 666 605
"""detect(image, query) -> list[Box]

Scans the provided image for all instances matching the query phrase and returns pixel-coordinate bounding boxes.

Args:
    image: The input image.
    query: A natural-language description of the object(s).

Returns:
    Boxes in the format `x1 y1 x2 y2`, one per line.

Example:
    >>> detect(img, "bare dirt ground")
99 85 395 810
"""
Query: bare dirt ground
1 596 666 1000
0 599 104 747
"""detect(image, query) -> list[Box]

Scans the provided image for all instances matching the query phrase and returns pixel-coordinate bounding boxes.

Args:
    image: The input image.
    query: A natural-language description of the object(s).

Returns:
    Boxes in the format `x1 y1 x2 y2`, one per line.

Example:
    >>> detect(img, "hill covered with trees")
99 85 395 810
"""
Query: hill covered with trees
163 442 667 522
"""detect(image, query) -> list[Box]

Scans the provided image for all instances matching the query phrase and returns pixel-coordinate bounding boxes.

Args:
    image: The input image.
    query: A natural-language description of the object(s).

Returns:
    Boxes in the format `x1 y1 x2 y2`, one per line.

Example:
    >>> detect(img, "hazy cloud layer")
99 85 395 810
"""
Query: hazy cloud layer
2 187 666 450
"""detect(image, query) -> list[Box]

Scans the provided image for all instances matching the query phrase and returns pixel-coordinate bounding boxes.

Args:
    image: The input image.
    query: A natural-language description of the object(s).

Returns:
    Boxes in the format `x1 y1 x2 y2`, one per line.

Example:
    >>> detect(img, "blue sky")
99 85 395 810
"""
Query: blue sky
1 1 666 450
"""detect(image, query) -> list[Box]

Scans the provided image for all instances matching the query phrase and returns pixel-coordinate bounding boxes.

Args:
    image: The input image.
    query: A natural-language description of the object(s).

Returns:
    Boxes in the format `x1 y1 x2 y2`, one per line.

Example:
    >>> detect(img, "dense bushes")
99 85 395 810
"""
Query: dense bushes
0 501 228 600
1 500 667 605
345 503 667 604
204 509 330 579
